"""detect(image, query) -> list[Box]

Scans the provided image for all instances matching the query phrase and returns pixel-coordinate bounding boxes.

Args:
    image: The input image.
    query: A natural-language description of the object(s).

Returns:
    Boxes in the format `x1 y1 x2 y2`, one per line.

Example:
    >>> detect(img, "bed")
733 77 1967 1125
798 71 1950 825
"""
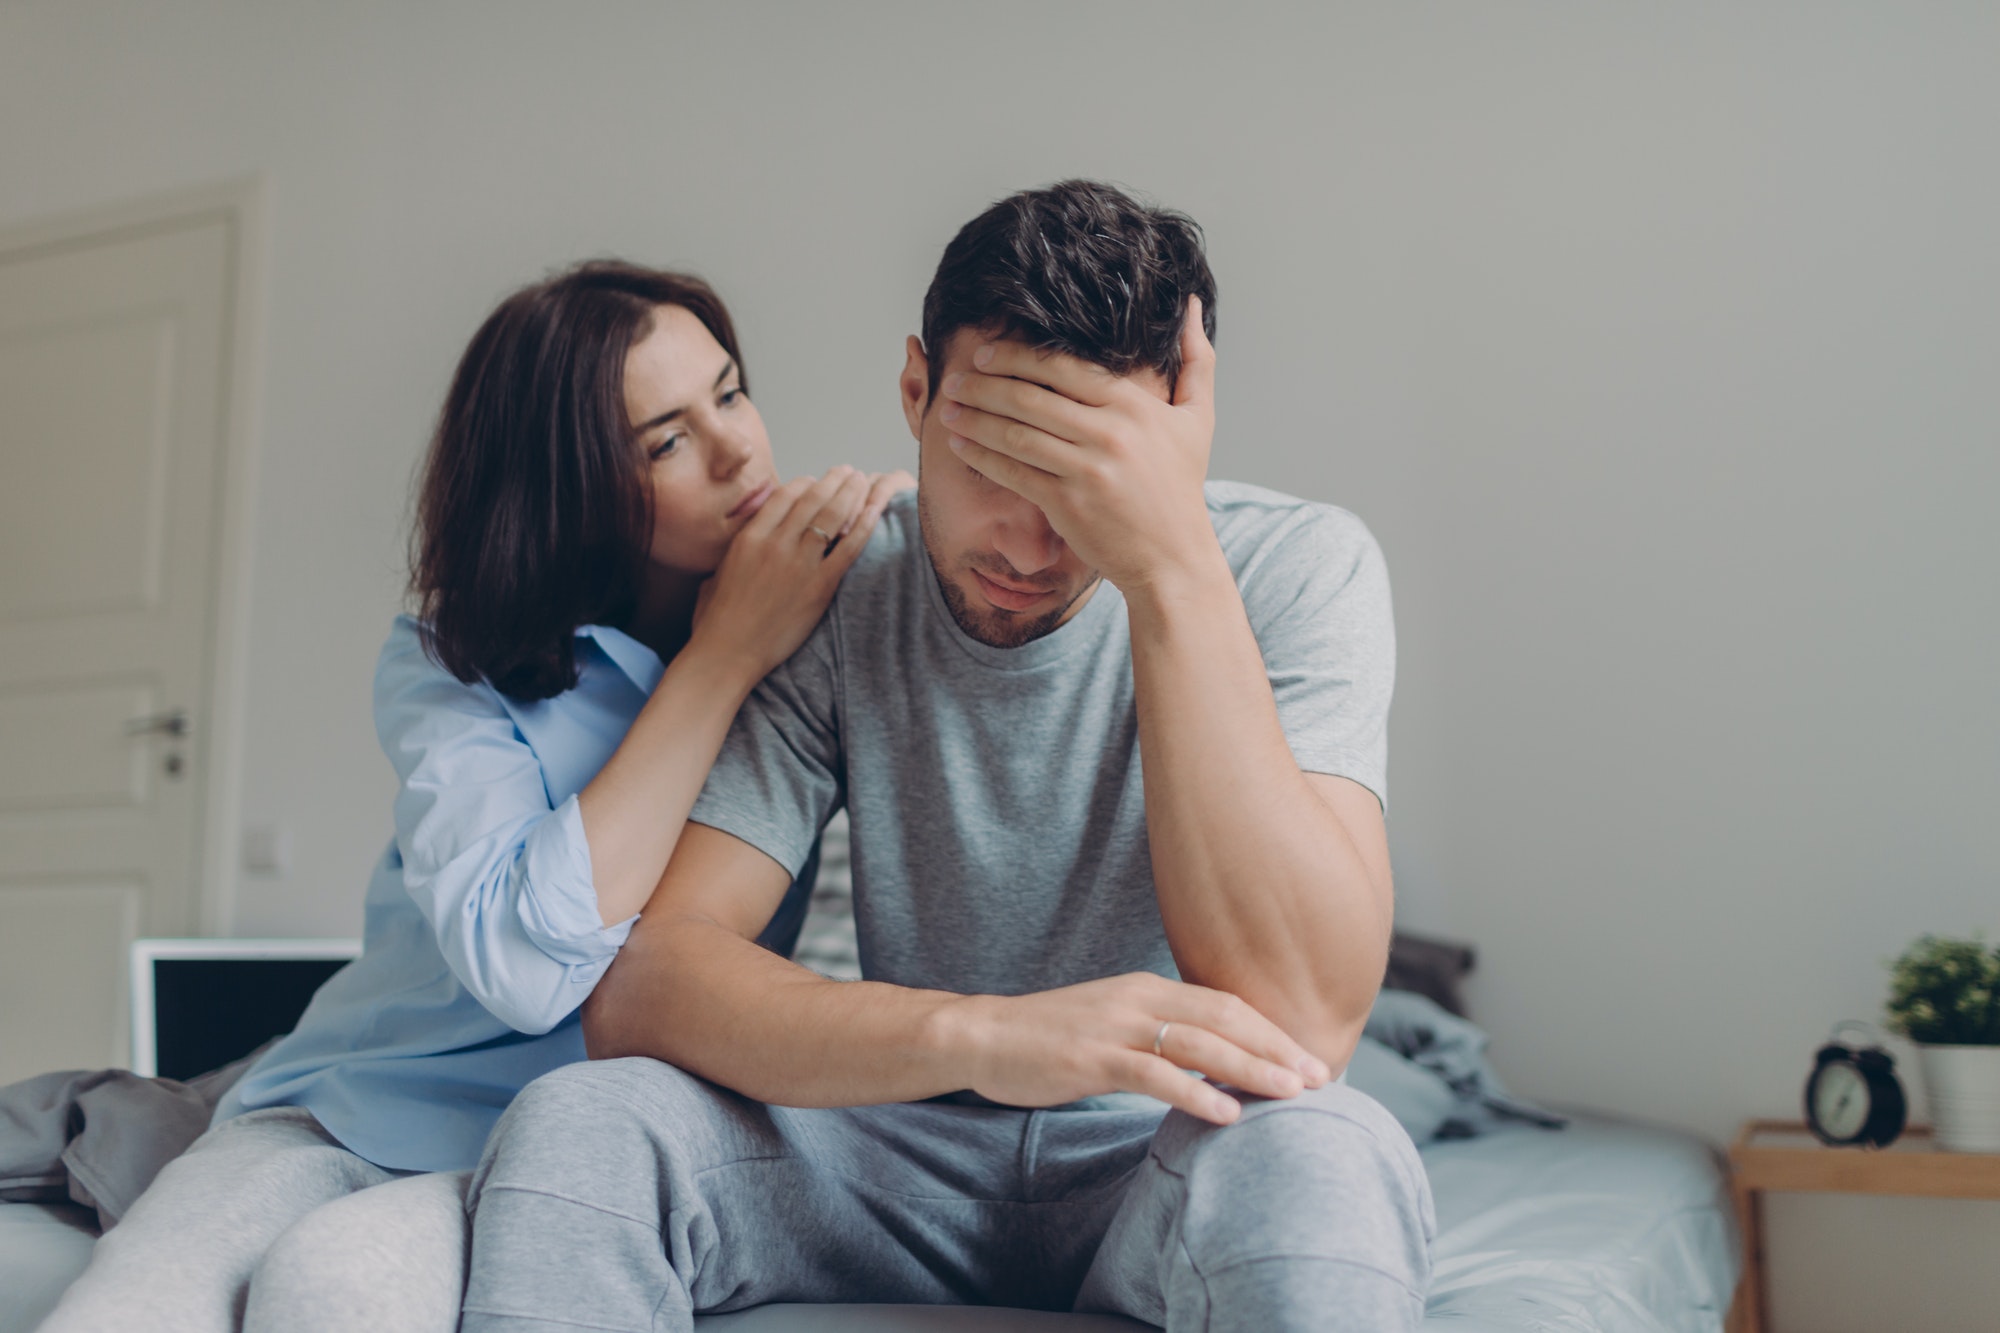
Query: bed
1 1108 1738 1333
1 821 1740 1330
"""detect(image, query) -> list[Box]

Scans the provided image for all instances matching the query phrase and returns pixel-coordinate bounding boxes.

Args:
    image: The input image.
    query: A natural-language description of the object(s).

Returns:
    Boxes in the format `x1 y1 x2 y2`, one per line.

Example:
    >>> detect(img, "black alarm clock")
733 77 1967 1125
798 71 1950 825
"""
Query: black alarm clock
1804 1022 1907 1148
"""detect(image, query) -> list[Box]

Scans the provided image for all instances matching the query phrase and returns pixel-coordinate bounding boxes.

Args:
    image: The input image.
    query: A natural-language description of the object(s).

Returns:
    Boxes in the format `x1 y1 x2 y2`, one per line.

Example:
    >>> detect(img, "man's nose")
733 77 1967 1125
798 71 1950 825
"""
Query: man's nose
991 500 1065 576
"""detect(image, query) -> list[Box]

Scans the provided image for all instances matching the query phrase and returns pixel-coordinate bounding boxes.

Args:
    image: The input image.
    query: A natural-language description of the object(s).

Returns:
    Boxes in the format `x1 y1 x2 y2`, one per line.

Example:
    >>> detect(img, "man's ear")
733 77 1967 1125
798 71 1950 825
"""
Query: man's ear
899 335 930 443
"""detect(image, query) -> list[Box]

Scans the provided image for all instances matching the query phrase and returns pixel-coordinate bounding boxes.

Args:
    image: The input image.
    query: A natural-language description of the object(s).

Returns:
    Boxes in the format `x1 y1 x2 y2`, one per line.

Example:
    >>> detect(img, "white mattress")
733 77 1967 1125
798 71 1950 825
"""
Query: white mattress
1414 1114 1739 1332
2 1113 1737 1333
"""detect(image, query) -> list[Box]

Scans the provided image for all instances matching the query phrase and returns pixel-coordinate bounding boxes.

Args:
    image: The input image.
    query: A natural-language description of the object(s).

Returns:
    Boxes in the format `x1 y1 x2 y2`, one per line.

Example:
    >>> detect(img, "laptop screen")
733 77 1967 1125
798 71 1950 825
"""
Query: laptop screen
131 940 360 1080
149 956 351 1080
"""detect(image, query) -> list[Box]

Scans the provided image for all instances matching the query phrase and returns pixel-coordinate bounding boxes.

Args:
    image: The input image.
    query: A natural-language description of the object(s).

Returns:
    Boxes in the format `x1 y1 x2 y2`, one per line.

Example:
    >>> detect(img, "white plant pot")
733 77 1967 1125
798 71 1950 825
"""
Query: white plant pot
1917 1044 2000 1153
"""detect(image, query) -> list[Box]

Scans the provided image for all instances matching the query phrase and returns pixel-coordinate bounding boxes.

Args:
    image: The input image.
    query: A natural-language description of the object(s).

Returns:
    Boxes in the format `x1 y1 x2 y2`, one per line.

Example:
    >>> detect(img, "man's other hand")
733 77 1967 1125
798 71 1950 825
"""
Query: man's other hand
938 971 1333 1126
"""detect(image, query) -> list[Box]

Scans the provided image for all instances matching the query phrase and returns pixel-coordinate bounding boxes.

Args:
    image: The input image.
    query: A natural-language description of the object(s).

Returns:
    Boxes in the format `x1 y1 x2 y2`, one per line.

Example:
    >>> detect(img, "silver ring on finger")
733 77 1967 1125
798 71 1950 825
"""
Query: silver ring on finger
1152 1020 1172 1059
806 524 837 550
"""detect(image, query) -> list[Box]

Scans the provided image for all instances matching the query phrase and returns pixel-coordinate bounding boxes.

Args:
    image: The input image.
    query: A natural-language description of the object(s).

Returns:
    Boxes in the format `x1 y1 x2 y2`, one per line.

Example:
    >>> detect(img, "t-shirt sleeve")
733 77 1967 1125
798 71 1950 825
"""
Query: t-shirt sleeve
688 616 843 878
1234 505 1396 808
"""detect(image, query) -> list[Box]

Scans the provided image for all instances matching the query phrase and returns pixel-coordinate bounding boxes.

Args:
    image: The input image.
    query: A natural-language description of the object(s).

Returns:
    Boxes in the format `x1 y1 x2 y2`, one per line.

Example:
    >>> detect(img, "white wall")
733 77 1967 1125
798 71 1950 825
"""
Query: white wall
4 4 1995 1328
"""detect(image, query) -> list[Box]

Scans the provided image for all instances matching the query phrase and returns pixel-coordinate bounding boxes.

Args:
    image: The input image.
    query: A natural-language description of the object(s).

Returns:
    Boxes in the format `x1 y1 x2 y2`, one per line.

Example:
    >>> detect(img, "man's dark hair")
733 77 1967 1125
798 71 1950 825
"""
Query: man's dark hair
410 260 744 700
921 180 1217 403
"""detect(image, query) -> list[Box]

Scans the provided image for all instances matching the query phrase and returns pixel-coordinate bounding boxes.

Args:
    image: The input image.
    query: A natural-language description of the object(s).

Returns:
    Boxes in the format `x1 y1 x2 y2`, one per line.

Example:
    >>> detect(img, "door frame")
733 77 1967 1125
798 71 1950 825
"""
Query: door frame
0 178 268 935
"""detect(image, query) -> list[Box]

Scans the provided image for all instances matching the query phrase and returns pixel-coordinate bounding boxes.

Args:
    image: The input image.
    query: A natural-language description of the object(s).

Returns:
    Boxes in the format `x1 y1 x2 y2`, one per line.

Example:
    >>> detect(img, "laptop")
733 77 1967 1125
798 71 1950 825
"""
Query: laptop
128 938 360 1080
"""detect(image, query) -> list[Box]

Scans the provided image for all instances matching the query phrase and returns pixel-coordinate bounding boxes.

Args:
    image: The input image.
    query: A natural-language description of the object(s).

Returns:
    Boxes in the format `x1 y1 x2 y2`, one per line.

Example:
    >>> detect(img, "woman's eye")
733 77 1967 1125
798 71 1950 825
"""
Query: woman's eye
650 434 683 461
719 387 745 408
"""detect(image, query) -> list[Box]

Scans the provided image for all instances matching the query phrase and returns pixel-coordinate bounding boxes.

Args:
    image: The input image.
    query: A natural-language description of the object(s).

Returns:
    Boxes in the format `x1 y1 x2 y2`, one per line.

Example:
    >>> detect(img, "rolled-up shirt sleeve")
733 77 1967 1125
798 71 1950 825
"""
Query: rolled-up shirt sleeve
375 625 634 1034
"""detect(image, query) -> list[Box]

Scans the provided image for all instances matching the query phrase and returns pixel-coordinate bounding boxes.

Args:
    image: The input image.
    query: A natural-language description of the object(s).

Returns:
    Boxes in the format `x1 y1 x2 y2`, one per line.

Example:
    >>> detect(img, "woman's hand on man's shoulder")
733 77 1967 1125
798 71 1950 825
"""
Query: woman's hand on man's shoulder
689 465 909 682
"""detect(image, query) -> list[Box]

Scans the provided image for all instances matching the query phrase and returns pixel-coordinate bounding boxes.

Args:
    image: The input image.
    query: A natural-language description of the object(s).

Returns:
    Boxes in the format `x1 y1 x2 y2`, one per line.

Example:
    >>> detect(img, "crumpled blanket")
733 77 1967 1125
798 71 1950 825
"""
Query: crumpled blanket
0 1045 263 1230
1349 989 1569 1144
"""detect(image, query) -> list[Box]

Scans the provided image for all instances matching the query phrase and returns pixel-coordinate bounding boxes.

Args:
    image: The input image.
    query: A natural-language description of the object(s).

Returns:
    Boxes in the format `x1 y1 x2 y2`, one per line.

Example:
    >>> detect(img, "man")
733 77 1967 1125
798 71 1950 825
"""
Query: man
458 180 1436 1333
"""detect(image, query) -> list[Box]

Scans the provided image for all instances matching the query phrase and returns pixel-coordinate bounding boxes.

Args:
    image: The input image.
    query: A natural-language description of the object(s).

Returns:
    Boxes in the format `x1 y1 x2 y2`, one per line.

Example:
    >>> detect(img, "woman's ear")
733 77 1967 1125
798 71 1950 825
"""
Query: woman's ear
898 335 930 442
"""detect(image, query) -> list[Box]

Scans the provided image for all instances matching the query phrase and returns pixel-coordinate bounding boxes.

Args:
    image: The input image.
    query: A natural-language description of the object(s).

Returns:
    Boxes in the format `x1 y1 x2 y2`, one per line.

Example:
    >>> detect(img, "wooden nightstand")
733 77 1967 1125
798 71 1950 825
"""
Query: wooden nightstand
1725 1119 2000 1333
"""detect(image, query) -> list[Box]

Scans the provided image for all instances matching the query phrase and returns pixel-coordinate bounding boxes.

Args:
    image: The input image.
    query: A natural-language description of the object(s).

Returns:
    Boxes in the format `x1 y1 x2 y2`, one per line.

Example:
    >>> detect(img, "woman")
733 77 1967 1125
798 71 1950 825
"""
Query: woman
41 261 907 1332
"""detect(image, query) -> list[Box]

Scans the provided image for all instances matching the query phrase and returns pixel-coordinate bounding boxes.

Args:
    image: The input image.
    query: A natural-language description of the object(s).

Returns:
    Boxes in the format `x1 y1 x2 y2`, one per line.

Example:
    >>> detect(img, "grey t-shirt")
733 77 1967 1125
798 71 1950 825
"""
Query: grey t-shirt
688 479 1395 997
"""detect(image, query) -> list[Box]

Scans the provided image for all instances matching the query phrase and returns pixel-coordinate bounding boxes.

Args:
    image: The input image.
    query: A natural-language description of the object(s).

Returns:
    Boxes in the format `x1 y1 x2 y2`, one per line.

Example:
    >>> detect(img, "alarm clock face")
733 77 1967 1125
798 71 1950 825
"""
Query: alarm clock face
1810 1061 1872 1141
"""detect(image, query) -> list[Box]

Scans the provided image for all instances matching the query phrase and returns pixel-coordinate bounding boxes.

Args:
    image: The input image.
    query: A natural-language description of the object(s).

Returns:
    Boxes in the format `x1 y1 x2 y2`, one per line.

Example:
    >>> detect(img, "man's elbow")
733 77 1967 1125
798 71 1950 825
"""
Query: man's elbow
1223 968 1377 1078
579 908 740 1062
1264 992 1369 1077
1304 1007 1372 1081
579 974 636 1060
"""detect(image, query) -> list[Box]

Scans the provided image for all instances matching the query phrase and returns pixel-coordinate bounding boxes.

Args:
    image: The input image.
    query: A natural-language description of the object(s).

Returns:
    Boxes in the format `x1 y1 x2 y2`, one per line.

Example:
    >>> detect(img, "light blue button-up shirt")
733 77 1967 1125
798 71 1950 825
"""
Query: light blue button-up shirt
213 614 812 1172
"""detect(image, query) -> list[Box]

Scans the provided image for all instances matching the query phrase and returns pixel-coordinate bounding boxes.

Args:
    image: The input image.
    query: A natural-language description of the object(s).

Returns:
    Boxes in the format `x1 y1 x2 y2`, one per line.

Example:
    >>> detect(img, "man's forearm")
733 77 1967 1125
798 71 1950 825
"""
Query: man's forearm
1126 548 1393 1065
585 902 1331 1125
582 913 975 1106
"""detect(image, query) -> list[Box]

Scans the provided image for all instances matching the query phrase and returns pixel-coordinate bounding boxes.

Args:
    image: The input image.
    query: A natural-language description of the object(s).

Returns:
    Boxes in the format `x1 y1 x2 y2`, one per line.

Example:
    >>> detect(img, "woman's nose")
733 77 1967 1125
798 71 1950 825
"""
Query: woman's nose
711 428 755 480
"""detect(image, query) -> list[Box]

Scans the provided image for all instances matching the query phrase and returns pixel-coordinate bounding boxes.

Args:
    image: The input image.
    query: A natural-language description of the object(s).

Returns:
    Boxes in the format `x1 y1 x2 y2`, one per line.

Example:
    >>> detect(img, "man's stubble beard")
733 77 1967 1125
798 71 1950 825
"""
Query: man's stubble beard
917 487 1097 650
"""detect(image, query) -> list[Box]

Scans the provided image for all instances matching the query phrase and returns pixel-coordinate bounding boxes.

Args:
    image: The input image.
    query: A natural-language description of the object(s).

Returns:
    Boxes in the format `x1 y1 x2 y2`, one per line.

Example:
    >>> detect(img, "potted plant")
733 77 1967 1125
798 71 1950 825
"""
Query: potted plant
1885 934 2000 1153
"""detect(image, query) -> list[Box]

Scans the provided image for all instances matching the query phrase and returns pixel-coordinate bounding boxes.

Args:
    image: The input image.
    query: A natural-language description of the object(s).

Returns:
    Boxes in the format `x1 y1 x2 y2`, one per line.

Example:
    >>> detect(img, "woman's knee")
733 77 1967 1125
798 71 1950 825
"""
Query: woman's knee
98 1108 379 1250
244 1173 470 1333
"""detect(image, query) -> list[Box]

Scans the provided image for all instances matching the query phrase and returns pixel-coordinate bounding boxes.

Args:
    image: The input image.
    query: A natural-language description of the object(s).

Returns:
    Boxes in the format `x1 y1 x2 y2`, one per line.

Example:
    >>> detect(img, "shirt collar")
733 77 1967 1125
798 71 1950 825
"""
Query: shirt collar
576 623 665 694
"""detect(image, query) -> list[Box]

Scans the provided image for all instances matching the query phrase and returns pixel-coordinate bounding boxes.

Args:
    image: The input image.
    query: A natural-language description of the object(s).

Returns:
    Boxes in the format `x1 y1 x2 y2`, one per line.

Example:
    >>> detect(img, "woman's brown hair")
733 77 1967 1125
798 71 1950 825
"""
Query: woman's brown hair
410 260 744 699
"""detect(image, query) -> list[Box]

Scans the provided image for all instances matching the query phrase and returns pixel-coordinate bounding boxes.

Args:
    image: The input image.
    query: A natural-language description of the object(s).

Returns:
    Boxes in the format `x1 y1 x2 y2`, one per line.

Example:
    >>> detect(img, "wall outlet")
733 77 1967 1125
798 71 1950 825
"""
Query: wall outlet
241 824 292 876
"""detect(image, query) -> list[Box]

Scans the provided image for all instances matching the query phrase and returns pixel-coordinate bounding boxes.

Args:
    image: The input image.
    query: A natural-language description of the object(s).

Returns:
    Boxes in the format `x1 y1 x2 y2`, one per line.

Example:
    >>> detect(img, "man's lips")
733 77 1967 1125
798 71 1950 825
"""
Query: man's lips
972 568 1056 612
727 481 775 520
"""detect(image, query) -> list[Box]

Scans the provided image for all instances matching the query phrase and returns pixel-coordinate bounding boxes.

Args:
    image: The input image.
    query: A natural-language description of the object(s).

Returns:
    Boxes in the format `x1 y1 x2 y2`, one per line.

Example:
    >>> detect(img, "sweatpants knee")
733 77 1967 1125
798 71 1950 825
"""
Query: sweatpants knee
489 1058 693 1147
463 1062 735 1332
244 1208 360 1331
509 1056 713 1119
1175 1083 1436 1300
243 1172 470 1333
472 1057 728 1207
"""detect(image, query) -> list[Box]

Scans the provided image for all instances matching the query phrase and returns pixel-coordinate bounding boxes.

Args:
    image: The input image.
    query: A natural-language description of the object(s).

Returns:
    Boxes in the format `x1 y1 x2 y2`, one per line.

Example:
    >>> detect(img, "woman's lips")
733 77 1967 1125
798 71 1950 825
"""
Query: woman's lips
972 568 1053 612
727 481 775 520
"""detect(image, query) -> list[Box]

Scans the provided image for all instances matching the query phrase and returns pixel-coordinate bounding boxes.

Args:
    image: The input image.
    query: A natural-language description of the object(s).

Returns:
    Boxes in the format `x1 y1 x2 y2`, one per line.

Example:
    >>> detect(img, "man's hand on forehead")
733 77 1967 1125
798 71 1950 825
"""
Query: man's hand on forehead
938 297 1222 593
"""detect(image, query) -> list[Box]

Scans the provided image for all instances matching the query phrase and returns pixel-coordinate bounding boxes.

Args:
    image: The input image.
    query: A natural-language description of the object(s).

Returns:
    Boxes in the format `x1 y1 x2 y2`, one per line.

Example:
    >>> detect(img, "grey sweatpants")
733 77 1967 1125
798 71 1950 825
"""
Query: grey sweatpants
36 1106 470 1333
461 1059 1436 1333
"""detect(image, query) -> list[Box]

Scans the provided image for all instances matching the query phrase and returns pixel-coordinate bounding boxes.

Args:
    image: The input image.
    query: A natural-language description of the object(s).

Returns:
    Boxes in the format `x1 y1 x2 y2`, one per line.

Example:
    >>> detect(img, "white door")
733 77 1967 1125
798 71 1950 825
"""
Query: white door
0 215 237 1085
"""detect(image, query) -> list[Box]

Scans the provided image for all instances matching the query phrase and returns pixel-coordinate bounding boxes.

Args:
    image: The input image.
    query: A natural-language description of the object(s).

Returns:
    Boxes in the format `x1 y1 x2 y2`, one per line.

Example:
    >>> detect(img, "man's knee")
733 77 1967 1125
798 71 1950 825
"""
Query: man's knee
498 1057 714 1137
1175 1082 1435 1283
474 1058 727 1201
1182 1080 1432 1209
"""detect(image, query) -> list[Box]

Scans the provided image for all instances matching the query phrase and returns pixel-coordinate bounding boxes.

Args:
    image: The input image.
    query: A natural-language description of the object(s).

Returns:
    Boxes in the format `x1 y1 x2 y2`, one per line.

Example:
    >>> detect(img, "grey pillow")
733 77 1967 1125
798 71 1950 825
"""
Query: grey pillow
1342 1036 1460 1144
1386 931 1477 1017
